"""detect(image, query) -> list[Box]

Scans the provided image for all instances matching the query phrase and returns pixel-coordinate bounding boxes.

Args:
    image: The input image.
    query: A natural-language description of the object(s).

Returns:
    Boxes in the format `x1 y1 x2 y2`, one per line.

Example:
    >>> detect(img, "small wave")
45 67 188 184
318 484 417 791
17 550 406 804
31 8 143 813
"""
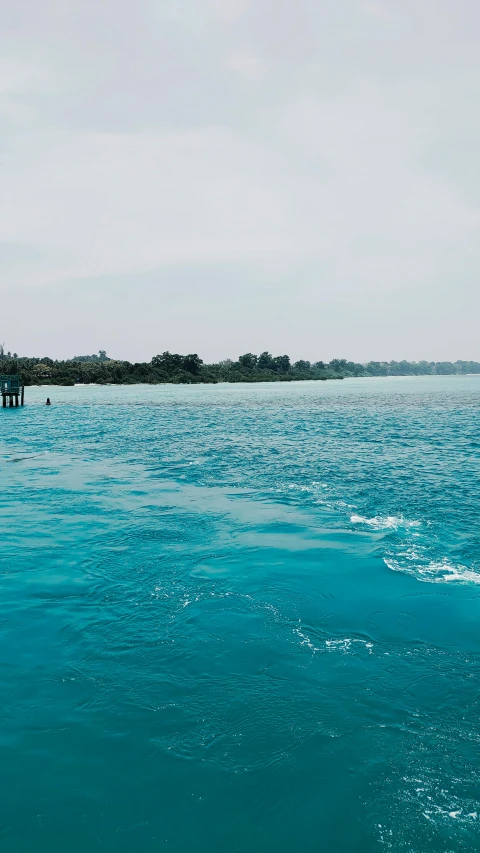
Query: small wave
293 624 374 654
325 637 374 654
400 773 479 834
351 514 421 531
384 556 480 585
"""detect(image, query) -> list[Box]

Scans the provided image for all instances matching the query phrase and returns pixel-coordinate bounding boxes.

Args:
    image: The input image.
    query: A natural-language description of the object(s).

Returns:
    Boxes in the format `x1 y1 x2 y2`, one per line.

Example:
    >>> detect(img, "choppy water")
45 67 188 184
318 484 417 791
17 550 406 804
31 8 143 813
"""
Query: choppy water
1 377 479 852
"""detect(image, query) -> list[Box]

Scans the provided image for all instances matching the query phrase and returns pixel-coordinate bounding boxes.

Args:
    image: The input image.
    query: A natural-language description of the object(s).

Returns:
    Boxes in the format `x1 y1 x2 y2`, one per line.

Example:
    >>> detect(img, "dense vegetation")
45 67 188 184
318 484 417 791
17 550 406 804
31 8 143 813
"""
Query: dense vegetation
1 348 479 386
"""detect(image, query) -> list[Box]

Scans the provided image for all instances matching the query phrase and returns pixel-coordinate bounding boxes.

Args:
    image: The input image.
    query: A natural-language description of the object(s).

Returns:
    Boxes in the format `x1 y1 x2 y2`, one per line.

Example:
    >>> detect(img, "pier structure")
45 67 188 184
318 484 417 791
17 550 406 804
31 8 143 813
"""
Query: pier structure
1 375 24 407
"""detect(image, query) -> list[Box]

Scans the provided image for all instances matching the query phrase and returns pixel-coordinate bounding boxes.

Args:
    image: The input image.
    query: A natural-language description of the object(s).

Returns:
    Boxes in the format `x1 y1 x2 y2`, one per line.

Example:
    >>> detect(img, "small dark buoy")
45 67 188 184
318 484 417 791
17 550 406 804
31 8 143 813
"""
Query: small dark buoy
46 398 51 406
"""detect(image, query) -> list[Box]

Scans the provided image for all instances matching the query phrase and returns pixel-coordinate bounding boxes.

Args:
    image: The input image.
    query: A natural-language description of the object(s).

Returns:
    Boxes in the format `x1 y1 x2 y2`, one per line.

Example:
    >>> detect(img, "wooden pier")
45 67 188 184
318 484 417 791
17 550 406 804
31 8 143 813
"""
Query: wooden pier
1 375 24 407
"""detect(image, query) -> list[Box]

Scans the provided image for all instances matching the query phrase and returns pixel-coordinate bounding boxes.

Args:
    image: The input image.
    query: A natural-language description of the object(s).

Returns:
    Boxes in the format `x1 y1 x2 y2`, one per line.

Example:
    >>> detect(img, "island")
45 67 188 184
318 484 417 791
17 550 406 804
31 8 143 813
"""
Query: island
0 348 478 386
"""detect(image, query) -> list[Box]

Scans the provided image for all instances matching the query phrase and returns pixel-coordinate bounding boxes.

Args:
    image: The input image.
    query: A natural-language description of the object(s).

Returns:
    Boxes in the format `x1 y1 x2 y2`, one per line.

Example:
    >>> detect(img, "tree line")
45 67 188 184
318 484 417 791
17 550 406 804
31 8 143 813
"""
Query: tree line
0 348 479 386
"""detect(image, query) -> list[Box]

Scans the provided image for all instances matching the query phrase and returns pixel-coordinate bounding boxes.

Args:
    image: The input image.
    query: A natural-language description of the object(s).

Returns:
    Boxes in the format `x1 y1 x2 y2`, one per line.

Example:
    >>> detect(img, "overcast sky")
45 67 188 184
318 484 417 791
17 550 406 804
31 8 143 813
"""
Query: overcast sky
1 0 479 362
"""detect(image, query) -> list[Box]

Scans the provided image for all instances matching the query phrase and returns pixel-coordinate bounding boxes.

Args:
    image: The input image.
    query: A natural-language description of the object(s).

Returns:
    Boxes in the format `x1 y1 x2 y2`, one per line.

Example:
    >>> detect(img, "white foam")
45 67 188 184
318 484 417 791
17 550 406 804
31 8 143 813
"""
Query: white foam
325 637 374 654
384 556 480 585
294 626 374 655
351 514 421 531
422 805 478 823
293 624 320 652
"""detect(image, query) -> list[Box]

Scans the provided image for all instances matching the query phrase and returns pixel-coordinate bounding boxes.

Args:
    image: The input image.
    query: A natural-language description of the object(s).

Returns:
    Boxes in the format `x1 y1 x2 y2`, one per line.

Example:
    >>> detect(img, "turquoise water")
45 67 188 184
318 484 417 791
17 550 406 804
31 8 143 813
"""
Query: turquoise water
1 377 479 852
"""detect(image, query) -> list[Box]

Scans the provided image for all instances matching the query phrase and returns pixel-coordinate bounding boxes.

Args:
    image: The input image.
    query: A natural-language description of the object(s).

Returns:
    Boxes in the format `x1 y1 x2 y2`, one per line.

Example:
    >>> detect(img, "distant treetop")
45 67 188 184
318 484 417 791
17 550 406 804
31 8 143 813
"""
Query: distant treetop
72 350 110 363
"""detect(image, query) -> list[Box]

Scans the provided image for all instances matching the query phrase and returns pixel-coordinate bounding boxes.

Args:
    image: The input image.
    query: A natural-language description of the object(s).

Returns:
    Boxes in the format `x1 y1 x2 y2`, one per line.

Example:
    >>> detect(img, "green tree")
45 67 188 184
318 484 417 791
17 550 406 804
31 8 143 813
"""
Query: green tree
183 354 203 375
273 355 291 373
258 352 274 370
238 353 258 370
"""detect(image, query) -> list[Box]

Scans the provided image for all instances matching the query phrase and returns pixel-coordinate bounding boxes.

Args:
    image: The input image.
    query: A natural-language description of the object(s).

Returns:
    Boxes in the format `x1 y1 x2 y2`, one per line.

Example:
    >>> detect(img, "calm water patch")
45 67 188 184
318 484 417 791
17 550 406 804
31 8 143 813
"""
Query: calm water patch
0 378 479 851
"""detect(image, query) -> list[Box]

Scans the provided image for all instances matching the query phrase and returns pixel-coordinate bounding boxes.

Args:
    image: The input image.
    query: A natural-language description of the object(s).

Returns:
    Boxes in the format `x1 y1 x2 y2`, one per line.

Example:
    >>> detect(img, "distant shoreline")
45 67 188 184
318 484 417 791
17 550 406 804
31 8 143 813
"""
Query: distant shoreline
1 351 479 387
24 373 479 390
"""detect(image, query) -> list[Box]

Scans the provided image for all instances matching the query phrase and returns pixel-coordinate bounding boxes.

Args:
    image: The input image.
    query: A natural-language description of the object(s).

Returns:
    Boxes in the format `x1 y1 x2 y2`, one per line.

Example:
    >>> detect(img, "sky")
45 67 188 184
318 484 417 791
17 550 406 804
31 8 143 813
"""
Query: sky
1 0 479 363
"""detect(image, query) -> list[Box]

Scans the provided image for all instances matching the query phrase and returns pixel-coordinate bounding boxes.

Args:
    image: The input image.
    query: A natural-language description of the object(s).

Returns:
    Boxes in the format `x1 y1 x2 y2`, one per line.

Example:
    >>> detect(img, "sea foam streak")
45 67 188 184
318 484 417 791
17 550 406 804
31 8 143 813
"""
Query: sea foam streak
384 556 480 585
352 515 480 585
351 514 421 531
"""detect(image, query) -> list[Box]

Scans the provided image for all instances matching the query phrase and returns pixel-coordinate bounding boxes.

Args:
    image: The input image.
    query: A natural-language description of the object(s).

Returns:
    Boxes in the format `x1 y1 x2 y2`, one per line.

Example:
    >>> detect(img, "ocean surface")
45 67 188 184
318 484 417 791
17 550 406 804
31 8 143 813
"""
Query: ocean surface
0 377 479 852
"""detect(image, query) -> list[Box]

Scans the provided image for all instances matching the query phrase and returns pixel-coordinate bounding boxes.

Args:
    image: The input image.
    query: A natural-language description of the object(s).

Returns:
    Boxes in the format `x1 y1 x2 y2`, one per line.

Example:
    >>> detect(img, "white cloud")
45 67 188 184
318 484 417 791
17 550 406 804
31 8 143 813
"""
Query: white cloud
0 125 328 288
208 0 251 22
227 51 267 80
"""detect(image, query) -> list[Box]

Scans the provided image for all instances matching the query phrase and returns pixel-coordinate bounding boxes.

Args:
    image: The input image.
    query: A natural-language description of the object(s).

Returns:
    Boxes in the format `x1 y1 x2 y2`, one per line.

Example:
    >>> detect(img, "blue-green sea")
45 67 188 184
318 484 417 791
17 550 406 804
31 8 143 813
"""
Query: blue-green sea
1 377 479 852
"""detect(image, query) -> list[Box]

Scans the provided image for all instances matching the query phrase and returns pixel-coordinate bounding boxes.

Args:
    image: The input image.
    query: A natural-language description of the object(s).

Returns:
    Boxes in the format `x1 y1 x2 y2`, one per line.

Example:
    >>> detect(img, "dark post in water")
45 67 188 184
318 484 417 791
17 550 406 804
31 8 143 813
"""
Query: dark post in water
1 375 25 408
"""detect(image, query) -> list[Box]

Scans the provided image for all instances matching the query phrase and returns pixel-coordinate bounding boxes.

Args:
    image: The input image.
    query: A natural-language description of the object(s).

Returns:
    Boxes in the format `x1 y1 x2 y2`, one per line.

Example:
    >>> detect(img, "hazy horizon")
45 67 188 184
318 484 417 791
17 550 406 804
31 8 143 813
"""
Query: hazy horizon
2 0 479 362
